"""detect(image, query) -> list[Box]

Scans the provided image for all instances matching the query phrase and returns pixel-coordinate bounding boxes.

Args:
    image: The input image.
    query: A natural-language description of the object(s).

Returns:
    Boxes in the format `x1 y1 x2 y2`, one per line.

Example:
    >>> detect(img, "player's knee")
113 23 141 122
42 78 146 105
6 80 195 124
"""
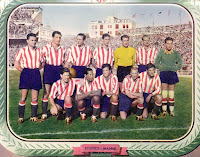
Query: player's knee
132 99 139 107
93 96 100 104
111 95 118 103
138 97 144 104
155 94 162 103
100 112 107 119
77 100 85 109
64 96 72 104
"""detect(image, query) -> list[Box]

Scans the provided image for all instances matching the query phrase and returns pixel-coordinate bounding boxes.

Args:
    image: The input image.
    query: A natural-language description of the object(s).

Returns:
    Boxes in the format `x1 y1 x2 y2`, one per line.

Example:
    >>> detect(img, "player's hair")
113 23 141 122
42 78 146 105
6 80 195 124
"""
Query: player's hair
102 33 110 39
146 63 155 70
130 66 138 72
121 35 129 41
52 31 62 37
27 33 36 40
60 67 70 75
84 68 93 75
165 37 173 43
102 64 111 70
77 33 86 40
142 35 150 40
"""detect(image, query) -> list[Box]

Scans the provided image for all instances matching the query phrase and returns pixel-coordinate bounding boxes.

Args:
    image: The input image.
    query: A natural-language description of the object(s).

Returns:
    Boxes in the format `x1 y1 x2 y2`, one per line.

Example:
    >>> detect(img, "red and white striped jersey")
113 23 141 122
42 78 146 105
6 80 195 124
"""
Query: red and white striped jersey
93 46 114 68
95 74 119 96
139 71 161 95
76 78 98 95
122 77 143 94
66 44 92 66
15 46 42 69
136 46 158 65
49 79 76 100
41 43 66 66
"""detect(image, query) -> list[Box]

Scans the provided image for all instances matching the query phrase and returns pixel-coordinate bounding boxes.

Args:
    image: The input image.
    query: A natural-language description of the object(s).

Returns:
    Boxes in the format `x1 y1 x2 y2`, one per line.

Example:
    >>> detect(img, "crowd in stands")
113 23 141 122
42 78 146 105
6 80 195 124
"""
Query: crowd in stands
9 30 192 74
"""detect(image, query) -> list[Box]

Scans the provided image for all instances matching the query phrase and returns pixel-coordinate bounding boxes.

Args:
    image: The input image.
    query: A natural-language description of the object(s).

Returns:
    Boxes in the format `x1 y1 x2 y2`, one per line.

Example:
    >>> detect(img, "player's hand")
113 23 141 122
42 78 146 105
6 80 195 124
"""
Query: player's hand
146 95 152 103
50 105 58 116
102 91 106 96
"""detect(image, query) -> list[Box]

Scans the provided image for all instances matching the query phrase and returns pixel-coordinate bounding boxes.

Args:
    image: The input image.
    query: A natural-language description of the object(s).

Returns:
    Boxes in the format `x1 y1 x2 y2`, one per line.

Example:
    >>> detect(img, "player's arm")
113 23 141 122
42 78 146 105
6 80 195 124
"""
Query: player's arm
90 89 101 97
114 50 118 68
91 58 98 69
14 61 23 72
49 97 58 116
39 62 45 70
176 52 183 70
154 51 162 69
75 91 91 101
132 48 136 66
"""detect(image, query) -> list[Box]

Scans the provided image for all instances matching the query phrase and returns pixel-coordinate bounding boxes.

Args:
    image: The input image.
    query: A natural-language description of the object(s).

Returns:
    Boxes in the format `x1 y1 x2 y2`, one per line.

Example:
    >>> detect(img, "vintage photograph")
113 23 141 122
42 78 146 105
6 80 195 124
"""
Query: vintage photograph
7 3 193 141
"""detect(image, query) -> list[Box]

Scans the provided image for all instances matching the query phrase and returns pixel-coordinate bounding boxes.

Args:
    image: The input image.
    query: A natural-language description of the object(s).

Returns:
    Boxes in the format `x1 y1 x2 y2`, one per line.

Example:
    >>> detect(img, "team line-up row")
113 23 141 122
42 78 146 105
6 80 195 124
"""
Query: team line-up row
14 31 182 124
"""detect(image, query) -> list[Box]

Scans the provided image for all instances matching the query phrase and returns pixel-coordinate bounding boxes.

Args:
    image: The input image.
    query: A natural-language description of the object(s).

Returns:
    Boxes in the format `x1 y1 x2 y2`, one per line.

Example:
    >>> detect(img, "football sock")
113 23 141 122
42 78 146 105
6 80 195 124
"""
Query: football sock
65 107 72 117
31 104 38 117
152 102 161 114
42 99 48 114
18 104 25 118
111 103 118 116
169 103 174 112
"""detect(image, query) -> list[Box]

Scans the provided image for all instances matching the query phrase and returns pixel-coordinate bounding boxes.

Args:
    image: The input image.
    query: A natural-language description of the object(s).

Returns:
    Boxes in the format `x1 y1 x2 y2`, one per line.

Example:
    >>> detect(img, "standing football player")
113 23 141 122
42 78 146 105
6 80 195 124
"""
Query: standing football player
95 64 119 121
155 37 182 117
14 33 43 124
92 33 114 77
76 68 101 122
49 67 76 124
41 31 67 121
114 35 136 91
139 63 162 120
136 35 158 73
119 67 144 121
65 33 92 78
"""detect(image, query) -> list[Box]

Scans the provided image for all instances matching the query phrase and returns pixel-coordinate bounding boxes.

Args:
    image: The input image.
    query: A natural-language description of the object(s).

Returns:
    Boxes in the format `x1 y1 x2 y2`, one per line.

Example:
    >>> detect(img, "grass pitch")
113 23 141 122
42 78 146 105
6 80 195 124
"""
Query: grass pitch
9 70 192 140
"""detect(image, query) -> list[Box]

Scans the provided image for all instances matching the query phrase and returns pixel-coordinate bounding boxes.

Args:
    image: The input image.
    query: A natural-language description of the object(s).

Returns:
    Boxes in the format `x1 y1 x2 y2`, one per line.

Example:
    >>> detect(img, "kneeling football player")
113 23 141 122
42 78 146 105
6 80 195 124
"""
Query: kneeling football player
119 67 144 121
96 64 119 121
49 67 76 124
139 63 163 120
75 68 101 123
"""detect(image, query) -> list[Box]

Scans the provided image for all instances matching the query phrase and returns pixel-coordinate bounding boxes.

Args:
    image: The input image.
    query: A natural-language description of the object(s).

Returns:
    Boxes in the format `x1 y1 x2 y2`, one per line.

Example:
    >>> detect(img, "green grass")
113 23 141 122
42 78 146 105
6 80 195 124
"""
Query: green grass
9 70 192 140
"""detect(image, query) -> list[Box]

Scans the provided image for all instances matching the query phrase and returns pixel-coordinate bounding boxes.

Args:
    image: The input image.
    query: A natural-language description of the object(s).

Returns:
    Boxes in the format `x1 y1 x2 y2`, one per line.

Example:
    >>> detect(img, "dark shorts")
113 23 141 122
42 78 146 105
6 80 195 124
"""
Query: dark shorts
143 93 154 108
117 66 132 82
19 68 42 90
160 71 179 84
119 93 133 112
72 65 87 78
100 95 111 112
43 64 62 84
138 65 147 73
55 99 64 110
84 97 93 108
95 68 103 78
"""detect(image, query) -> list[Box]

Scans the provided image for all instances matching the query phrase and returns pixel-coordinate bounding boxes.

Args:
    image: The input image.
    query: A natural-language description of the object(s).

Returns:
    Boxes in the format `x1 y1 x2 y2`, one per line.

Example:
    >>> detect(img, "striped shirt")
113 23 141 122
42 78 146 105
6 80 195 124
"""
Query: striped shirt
41 43 66 66
139 71 161 95
95 74 119 96
93 46 114 68
66 44 92 66
15 46 42 69
122 77 143 94
76 78 98 95
49 79 76 100
136 46 158 65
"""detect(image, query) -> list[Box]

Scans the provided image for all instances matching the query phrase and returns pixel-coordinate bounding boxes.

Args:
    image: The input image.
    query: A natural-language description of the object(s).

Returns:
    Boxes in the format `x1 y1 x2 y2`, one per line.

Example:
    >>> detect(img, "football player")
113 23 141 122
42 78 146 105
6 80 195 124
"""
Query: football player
119 67 144 121
139 63 162 120
49 67 76 124
155 37 182 117
41 31 67 121
95 64 119 121
14 33 43 124
76 68 101 122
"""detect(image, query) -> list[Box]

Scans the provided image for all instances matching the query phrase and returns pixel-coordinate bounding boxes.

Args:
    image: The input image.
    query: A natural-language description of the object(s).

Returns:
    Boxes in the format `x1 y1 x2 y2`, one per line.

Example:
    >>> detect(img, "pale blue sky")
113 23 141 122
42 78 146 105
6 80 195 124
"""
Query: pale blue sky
29 4 192 35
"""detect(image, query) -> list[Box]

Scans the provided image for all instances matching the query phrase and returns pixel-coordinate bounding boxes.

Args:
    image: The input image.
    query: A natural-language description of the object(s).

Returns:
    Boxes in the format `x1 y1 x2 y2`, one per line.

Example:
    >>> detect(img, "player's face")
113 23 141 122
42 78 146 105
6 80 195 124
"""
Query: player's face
27 36 37 48
147 67 155 78
143 37 150 47
102 36 110 47
122 37 129 48
52 34 61 46
102 67 111 78
85 70 93 82
130 70 138 80
165 40 173 51
77 35 84 46
61 72 70 83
